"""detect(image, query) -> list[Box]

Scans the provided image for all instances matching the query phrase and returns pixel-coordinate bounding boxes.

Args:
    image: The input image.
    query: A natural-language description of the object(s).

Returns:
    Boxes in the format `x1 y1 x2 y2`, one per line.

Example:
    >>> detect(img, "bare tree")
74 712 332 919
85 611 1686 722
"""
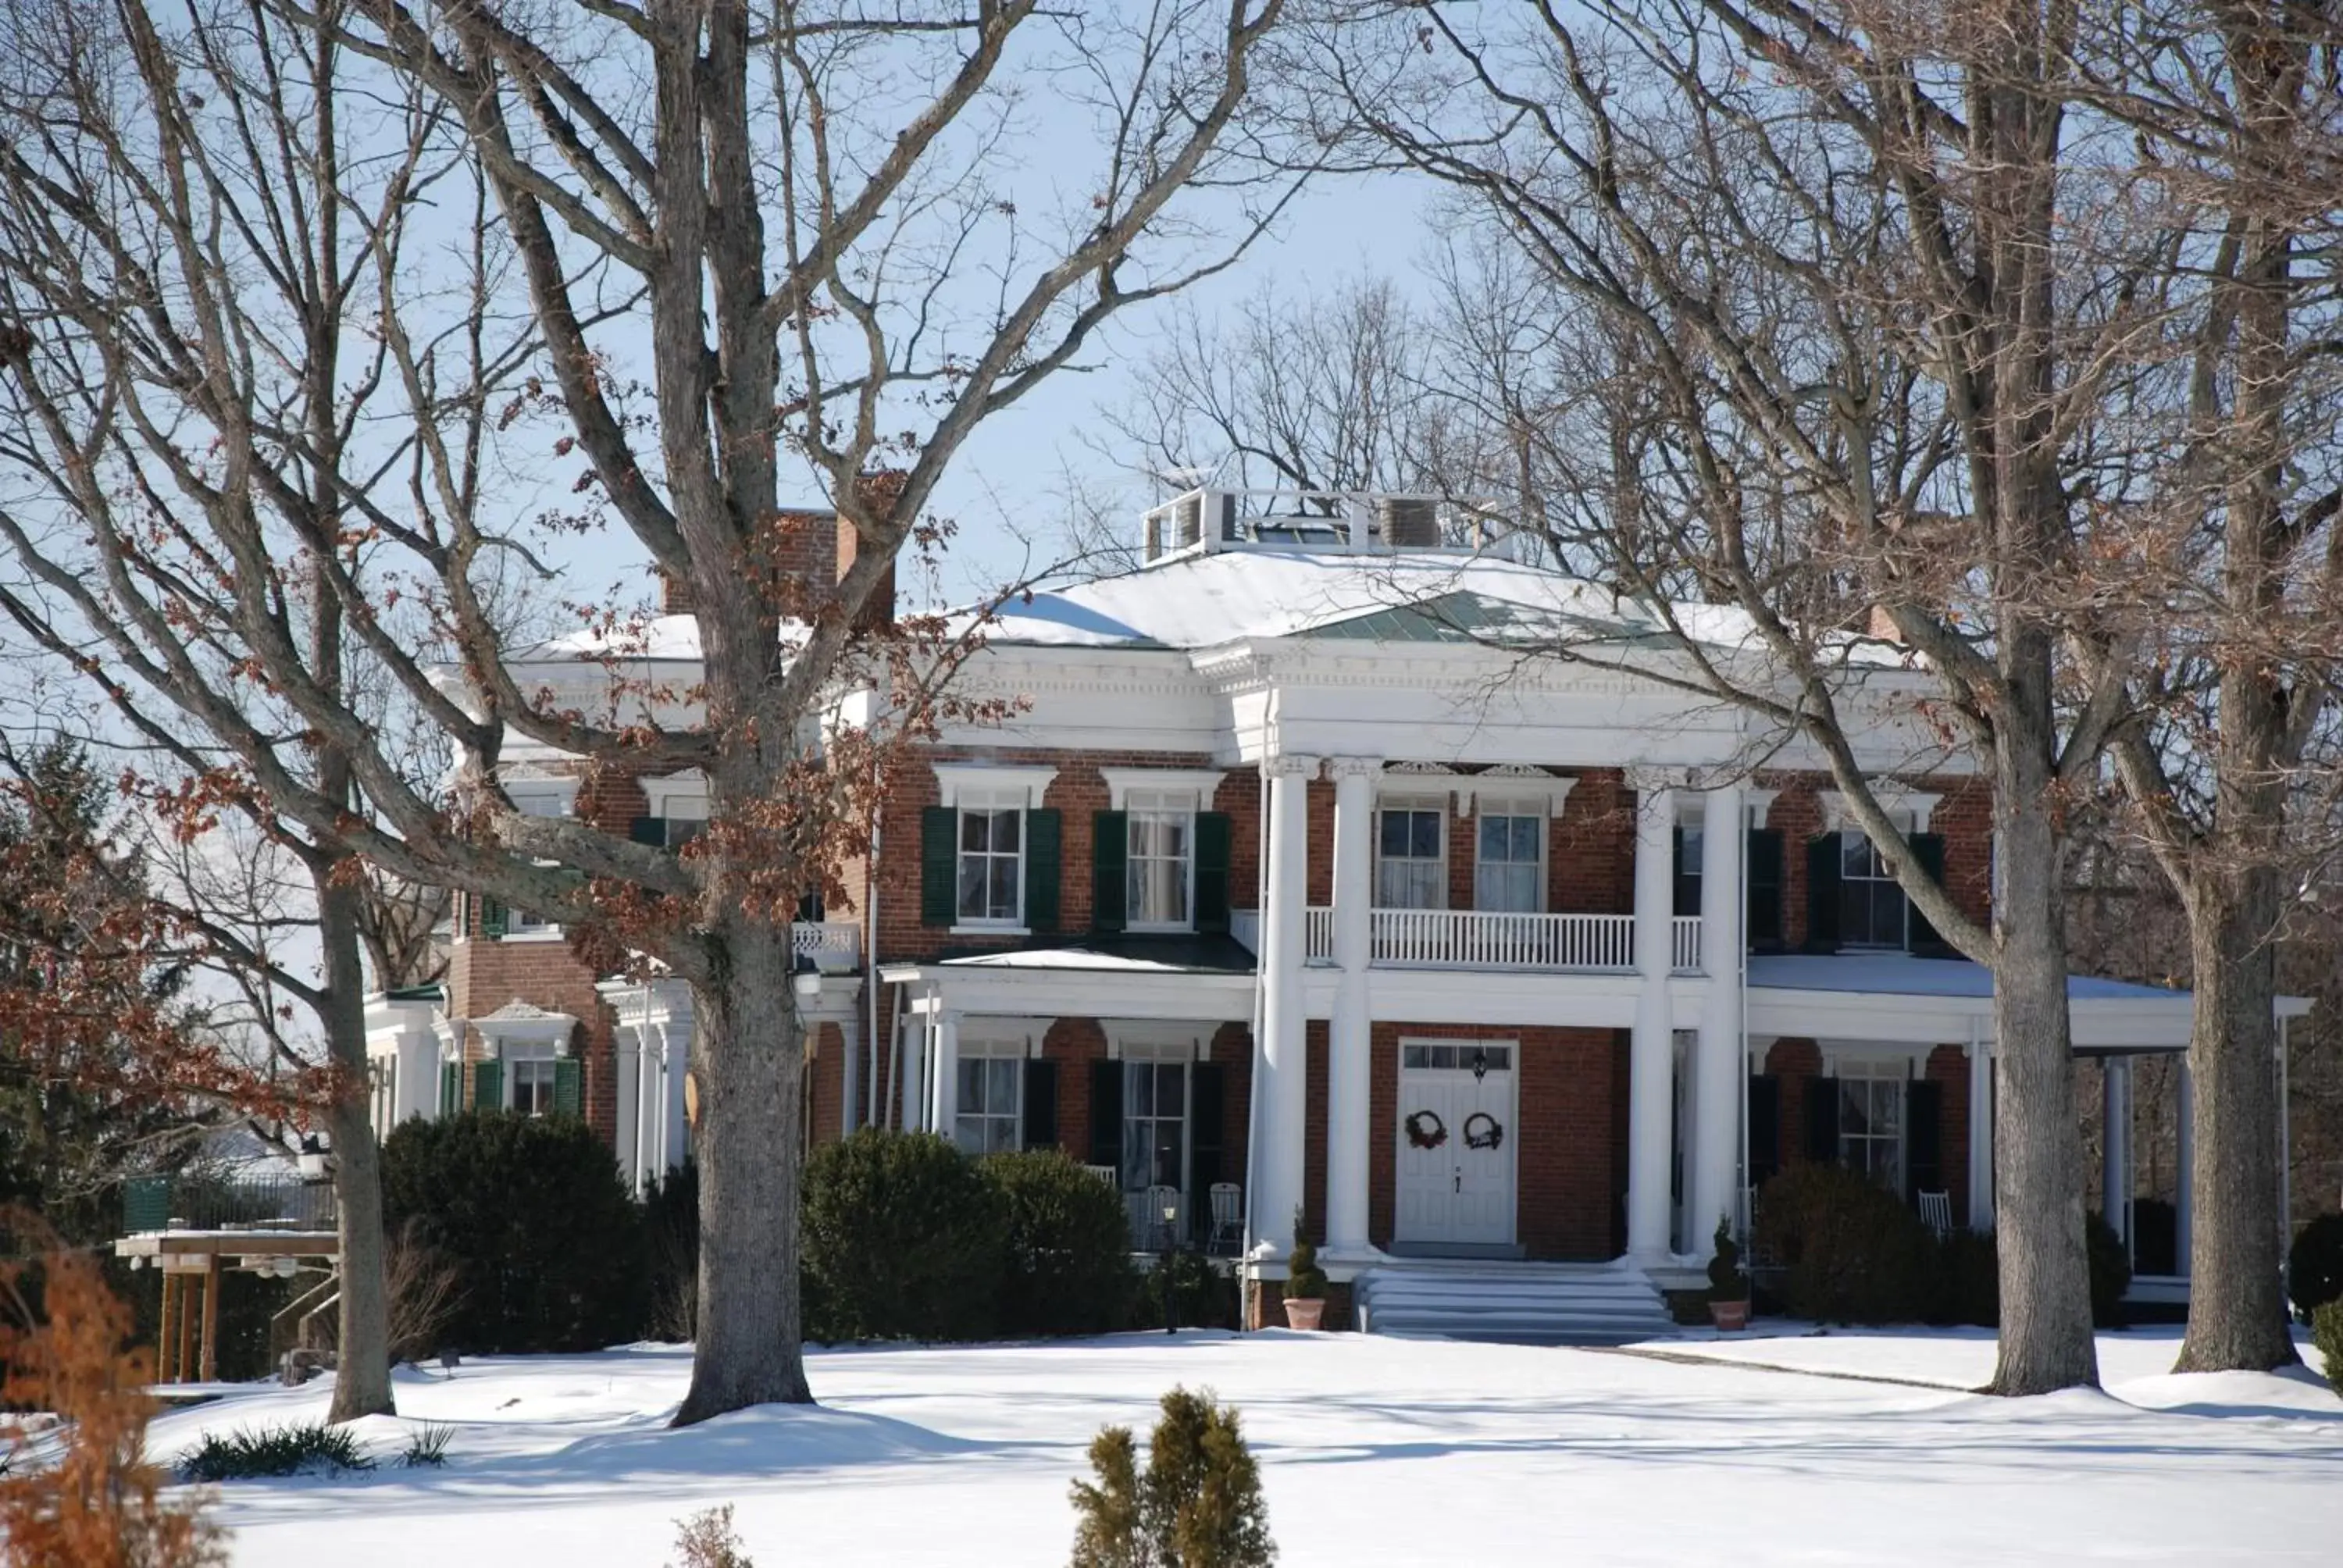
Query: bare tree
0 0 1300 1425
1310 0 2207 1393
2074 0 2343 1372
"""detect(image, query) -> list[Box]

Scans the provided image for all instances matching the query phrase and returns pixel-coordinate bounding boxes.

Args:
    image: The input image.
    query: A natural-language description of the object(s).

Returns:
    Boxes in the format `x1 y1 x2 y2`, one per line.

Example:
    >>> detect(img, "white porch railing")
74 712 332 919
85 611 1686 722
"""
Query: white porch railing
1304 907 1334 959
1671 915 1703 975
792 920 862 975
1301 907 1647 972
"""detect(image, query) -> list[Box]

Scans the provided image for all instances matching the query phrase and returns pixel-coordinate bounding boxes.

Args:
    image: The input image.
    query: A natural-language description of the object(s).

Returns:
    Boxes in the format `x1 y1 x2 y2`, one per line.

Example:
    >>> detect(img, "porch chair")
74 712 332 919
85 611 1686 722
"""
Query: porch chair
1083 1164 1118 1185
1917 1189 1954 1239
1207 1182 1243 1256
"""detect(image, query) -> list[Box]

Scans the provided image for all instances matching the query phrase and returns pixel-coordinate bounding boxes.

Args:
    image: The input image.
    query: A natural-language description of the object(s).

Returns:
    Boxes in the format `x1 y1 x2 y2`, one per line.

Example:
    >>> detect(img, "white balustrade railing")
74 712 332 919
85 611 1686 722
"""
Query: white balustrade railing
1671 915 1703 975
1298 907 1664 972
791 920 862 975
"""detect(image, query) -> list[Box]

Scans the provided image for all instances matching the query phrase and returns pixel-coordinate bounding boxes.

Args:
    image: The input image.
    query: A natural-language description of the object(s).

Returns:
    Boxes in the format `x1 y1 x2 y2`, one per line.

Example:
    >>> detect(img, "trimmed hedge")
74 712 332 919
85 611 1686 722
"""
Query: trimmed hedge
2288 1213 2343 1322
1754 1164 1934 1323
986 1149 1136 1337
381 1110 649 1354
801 1129 1007 1342
2313 1299 2343 1397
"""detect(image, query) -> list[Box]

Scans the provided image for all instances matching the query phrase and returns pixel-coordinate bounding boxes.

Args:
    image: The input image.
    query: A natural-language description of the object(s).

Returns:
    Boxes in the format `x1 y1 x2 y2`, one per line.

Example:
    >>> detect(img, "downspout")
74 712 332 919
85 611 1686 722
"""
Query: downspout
1738 797 1752 1241
862 814 882 1135
1239 756 1270 1329
886 978 906 1132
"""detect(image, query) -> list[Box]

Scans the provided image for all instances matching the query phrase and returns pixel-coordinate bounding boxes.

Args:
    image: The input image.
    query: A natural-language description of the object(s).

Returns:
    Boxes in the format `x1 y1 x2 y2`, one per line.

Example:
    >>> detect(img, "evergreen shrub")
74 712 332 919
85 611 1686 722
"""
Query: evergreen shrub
801 1130 1005 1342
1069 1387 1275 1568
985 1149 1137 1337
380 1110 648 1353
1754 1164 1932 1324
2312 1299 2343 1398
2287 1213 2343 1322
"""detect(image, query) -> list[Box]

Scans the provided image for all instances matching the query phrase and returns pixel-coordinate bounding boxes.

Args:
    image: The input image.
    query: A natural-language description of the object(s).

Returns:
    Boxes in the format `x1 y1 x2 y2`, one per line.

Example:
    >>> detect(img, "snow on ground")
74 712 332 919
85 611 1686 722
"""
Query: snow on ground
149 1327 2341 1567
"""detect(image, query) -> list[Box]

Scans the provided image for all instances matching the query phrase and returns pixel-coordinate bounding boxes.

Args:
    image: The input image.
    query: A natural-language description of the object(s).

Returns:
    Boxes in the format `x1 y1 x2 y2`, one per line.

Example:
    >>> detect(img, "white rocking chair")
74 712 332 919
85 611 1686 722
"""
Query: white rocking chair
1207 1181 1243 1256
1917 1189 1954 1238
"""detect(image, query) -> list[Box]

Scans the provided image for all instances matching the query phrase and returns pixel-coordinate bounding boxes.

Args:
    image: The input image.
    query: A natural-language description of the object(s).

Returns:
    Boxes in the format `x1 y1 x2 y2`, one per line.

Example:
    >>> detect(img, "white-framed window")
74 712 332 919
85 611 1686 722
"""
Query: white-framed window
1838 1059 1906 1188
1125 787 1196 930
502 1043 560 1117
956 793 1025 925
505 789 570 936
953 1046 1025 1155
1123 1057 1189 1196
1474 806 1544 913
1377 799 1446 909
369 1057 397 1137
661 794 709 850
1840 812 1913 950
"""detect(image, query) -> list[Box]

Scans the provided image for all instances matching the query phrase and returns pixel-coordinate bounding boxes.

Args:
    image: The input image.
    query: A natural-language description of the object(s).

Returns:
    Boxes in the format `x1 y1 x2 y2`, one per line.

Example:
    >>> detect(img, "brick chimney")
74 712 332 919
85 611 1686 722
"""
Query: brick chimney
651 471 902 627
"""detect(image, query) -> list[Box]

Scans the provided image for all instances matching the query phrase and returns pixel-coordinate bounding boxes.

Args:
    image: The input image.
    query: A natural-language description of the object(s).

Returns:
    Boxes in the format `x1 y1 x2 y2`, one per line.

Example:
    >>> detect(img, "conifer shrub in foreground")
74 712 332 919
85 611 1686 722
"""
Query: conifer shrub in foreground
1069 1386 1275 1568
2313 1299 2343 1399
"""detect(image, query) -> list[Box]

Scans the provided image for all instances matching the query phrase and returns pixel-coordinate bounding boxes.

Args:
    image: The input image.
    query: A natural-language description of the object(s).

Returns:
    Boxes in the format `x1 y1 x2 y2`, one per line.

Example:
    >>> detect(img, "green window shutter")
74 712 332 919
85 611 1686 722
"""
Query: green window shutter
1193 811 1232 934
1802 835 1842 953
1187 1063 1225 1235
1671 826 1702 918
440 1060 460 1115
1745 828 1785 951
1906 832 1950 956
471 1059 502 1112
1803 1074 1841 1165
1022 1059 1059 1150
1025 808 1061 933
1906 1078 1944 1199
1747 1074 1782 1187
479 898 508 939
1092 811 1129 934
1088 1060 1124 1171
629 815 665 846
920 806 958 926
554 1058 584 1120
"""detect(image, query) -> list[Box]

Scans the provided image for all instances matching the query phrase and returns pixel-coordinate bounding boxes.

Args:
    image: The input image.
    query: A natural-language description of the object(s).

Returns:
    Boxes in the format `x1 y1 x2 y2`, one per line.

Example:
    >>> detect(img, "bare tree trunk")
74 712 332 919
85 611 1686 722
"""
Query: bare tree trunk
676 920 811 1423
1990 700 2101 1395
317 853 394 1421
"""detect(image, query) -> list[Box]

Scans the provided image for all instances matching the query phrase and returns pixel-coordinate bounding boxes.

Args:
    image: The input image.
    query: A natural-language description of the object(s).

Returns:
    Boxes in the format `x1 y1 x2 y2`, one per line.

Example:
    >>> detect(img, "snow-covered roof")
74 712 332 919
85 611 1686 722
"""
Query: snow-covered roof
1749 953 2312 1015
978 551 1778 654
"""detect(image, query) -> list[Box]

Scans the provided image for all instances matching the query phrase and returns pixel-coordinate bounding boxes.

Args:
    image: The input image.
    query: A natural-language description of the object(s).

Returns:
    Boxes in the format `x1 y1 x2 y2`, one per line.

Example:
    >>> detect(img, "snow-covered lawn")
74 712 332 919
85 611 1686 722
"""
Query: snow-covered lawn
149 1327 2341 1566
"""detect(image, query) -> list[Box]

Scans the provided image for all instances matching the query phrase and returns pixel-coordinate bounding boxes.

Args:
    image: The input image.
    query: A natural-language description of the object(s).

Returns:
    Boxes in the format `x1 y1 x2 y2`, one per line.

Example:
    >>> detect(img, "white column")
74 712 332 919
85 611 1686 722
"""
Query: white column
2176 1057 2194 1273
1255 754 1318 1256
900 1010 928 1133
615 1029 642 1192
1967 1028 1994 1231
933 1011 961 1148
1691 785 1744 1255
1325 757 1378 1253
1627 775 1676 1261
2101 1056 2129 1243
637 1031 662 1185
664 1022 691 1172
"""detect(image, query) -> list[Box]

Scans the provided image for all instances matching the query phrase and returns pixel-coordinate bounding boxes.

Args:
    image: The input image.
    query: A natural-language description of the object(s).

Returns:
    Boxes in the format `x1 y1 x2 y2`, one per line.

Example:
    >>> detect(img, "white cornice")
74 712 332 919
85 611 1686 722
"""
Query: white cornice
640 771 708 816
933 761 1059 808
1099 767 1226 810
1817 787 1942 834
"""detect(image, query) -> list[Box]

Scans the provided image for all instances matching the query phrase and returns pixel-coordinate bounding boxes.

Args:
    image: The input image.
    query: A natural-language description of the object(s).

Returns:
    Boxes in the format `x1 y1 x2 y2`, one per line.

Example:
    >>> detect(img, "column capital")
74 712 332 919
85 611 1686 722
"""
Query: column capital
1264 754 1322 780
1325 755 1383 782
1624 764 1692 795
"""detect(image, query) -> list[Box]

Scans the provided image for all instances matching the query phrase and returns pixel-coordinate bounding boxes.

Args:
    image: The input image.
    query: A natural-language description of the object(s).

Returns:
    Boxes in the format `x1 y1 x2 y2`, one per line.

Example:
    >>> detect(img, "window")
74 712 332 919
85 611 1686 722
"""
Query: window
957 800 1023 924
1474 811 1543 913
1122 1060 1188 1196
1400 1042 1512 1071
1125 788 1194 929
1839 1060 1906 1188
662 796 708 850
511 1055 558 1117
1377 802 1446 908
953 1053 1023 1154
1840 822 1911 949
369 1057 396 1136
506 790 569 935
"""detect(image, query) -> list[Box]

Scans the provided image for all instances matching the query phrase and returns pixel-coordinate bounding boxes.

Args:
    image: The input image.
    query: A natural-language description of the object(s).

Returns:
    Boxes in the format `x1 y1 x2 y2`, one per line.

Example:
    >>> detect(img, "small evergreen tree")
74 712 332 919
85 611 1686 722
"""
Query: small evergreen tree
1068 1387 1275 1568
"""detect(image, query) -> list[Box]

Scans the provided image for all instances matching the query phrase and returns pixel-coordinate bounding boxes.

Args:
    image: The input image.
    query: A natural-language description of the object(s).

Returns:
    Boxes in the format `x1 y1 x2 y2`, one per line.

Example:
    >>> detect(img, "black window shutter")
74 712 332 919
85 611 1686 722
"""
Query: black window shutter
440 1060 461 1116
1803 835 1843 953
1022 1058 1059 1150
1025 808 1062 933
1746 829 1785 951
1672 826 1702 917
554 1057 584 1120
919 806 957 925
1092 811 1129 934
1748 1074 1782 1186
1803 1074 1842 1165
1088 1060 1124 1170
1187 1062 1225 1238
1906 1078 1943 1199
1193 811 1233 933
1906 832 1950 956
629 815 665 846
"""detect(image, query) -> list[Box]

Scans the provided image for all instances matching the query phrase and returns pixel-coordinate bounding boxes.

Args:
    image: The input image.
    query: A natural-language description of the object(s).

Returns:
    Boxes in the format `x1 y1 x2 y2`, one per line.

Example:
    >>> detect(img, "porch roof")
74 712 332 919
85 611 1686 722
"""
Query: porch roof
879 932 1255 1024
1746 953 2311 1054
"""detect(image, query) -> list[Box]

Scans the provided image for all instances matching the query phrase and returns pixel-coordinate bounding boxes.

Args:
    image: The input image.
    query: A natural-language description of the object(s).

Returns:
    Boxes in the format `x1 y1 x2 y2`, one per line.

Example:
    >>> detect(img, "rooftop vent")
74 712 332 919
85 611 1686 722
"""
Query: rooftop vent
1375 496 1439 547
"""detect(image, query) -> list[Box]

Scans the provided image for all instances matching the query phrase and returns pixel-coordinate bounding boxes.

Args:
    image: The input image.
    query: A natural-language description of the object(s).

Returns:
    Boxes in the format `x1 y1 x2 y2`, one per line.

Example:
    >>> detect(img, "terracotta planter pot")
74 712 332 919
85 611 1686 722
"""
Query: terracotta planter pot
1709 1299 1750 1332
1282 1296 1326 1331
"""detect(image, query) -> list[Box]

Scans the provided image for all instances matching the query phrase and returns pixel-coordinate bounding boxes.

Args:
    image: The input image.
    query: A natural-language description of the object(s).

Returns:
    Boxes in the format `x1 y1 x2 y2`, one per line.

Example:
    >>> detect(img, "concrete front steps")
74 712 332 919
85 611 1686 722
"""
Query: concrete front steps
1353 1259 1676 1345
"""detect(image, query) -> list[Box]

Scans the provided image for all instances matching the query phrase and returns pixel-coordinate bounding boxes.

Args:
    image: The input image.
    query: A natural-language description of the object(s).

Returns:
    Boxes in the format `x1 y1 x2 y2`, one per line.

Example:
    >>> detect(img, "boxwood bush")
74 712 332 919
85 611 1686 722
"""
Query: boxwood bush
983 1148 1138 1337
2288 1213 2343 1322
381 1110 648 1354
2313 1299 2343 1397
1754 1164 1934 1324
801 1129 1007 1342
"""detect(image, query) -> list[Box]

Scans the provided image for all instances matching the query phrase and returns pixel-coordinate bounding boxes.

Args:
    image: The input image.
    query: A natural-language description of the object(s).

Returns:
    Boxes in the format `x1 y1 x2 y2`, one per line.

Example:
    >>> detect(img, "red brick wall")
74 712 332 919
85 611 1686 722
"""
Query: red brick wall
1555 769 1637 914
1760 1036 1972 1219
1758 773 1993 950
444 935 619 1146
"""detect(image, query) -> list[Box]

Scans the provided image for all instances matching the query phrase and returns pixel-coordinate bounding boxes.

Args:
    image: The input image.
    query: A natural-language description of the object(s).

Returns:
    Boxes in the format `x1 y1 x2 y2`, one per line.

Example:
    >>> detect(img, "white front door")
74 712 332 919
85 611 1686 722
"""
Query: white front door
1394 1040 1517 1247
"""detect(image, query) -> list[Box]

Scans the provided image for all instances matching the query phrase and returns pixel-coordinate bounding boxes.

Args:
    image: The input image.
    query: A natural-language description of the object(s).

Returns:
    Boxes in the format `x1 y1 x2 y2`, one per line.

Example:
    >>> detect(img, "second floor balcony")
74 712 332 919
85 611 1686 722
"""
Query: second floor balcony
1272 907 1706 975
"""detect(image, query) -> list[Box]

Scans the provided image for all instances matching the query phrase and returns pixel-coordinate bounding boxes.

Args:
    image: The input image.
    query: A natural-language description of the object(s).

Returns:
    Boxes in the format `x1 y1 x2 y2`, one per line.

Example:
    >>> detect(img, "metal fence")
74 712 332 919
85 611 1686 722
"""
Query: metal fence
119 1173 337 1235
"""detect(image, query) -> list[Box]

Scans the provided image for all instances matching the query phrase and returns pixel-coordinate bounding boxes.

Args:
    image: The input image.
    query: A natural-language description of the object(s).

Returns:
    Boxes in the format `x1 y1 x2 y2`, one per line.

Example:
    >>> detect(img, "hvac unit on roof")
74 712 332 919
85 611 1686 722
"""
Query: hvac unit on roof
1375 496 1439 547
